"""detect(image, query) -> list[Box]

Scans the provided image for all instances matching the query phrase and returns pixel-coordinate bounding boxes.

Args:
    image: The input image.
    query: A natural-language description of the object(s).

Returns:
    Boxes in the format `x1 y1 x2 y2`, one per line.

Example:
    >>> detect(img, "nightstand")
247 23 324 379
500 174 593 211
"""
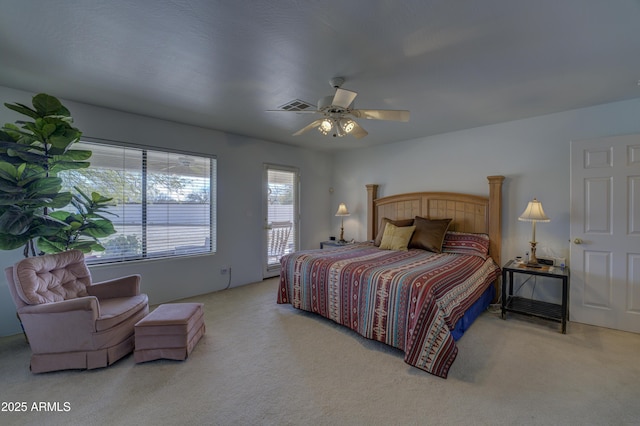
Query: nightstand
320 240 350 249
501 259 570 333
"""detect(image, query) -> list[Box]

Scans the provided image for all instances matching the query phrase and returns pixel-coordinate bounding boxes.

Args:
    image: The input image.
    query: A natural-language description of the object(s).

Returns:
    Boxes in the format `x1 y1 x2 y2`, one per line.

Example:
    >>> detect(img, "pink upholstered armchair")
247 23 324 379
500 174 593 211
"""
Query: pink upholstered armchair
4 250 149 373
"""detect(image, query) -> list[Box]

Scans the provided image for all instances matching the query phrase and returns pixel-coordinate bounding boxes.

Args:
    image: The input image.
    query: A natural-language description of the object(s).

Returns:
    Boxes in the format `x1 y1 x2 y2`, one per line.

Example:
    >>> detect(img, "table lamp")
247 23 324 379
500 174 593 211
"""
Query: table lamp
518 198 550 265
335 203 350 243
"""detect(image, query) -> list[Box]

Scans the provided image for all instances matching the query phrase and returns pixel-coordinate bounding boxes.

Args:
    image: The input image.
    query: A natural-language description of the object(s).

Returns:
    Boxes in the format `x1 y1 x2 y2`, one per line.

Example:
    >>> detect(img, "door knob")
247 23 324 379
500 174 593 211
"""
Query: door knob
573 238 583 244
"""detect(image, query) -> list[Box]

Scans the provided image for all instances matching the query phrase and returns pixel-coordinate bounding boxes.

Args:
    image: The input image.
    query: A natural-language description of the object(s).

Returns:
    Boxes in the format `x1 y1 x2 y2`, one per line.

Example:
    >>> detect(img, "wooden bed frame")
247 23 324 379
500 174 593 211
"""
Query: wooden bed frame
366 176 505 295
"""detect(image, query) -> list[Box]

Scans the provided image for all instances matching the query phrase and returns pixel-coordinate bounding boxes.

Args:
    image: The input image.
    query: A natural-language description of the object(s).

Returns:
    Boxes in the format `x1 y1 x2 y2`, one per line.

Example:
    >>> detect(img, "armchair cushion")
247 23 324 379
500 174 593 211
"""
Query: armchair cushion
95 295 149 332
13 250 91 305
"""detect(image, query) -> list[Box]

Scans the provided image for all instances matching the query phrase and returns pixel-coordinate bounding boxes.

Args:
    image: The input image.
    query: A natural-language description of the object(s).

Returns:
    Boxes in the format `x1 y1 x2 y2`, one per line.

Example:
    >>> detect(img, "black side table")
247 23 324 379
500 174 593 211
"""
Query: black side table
320 240 349 249
501 259 570 333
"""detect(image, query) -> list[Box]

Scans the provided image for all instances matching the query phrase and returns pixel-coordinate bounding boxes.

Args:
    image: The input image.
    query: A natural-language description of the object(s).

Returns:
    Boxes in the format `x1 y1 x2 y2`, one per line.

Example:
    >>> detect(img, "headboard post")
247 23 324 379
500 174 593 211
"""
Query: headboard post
487 175 505 268
365 184 378 241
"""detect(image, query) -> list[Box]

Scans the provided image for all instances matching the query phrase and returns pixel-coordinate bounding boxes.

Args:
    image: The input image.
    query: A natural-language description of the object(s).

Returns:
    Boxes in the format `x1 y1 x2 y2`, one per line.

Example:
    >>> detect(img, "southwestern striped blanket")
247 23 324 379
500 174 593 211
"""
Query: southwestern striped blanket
277 243 500 378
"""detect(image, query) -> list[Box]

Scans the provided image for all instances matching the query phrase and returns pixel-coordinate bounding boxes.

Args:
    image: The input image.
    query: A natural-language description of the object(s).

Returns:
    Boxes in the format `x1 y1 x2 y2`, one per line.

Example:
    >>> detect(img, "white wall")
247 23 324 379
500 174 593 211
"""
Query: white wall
331 97 640 302
0 86 333 336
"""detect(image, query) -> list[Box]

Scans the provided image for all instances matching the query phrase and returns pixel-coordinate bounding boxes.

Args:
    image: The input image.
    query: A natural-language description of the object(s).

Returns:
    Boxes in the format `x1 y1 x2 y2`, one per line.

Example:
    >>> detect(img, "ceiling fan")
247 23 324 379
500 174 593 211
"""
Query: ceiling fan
273 77 410 139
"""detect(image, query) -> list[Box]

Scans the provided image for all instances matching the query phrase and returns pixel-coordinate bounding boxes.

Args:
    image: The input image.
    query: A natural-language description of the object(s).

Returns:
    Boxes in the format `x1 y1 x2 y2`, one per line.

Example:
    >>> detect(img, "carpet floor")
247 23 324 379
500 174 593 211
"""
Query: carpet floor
1 277 639 425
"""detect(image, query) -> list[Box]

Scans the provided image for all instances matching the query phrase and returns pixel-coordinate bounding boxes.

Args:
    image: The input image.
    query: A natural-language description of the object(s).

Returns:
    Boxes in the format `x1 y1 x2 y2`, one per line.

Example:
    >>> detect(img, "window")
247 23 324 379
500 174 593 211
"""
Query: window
61 140 216 264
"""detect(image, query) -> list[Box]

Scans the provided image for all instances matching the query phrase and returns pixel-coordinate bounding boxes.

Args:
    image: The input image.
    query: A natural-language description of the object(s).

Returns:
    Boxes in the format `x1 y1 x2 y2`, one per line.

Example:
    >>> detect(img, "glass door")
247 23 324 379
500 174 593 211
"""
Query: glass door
263 164 298 278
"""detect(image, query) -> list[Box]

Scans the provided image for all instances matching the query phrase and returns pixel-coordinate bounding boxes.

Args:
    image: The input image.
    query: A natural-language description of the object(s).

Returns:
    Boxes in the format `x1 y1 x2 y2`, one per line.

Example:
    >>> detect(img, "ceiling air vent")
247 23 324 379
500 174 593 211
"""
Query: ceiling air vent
277 99 315 112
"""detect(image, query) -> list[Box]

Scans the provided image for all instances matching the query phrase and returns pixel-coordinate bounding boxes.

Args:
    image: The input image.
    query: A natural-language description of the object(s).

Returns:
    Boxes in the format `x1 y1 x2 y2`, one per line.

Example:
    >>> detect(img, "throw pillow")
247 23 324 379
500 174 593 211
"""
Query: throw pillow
442 231 490 259
409 217 452 253
374 217 415 246
379 223 416 251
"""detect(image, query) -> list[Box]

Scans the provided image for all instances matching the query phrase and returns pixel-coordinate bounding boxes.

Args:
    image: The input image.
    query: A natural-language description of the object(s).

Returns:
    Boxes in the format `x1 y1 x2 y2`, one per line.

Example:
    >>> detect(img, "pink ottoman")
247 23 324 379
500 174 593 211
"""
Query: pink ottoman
134 303 205 363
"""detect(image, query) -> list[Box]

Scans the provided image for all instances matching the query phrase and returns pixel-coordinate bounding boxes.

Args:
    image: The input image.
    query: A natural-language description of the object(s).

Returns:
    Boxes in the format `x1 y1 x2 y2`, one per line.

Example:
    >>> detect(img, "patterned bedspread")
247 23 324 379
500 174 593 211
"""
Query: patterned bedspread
277 242 500 378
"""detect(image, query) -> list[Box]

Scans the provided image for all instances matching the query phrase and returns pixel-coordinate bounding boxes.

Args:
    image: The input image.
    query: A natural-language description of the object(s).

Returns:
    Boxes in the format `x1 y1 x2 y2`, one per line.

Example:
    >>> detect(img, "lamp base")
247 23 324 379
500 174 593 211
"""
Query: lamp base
524 241 550 268
529 241 539 264
524 262 550 271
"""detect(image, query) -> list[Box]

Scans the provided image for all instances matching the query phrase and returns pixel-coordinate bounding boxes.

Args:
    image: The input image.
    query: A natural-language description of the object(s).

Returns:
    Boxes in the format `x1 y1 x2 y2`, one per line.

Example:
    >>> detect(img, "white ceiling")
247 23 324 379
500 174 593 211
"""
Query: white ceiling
1 0 639 151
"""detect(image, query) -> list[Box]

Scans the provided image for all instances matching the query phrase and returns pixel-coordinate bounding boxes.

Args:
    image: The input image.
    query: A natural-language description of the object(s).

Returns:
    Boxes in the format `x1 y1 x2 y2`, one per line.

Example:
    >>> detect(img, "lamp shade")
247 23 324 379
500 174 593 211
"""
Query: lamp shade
518 198 550 222
335 203 350 216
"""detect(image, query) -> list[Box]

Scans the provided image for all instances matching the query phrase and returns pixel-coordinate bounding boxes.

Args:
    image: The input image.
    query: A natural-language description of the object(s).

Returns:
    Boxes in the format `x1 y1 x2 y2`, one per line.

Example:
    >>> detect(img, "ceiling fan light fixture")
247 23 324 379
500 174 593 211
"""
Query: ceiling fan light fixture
340 118 355 134
318 119 333 135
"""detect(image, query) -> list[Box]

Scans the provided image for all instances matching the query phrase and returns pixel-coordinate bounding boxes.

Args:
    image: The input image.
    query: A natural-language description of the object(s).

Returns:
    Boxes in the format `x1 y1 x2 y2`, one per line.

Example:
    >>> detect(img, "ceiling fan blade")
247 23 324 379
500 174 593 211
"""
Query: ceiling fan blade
350 121 368 139
332 88 357 108
292 119 324 136
351 109 410 122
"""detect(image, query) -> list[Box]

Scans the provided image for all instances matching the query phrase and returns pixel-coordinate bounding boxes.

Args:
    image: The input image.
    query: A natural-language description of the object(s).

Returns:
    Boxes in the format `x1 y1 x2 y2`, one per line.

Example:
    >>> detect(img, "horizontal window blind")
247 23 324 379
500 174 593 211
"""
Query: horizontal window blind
61 140 216 263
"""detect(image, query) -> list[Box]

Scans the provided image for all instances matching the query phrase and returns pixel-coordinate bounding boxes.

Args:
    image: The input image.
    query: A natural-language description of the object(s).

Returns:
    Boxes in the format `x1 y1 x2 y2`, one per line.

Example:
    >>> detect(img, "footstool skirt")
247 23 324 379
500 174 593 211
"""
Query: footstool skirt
134 302 205 363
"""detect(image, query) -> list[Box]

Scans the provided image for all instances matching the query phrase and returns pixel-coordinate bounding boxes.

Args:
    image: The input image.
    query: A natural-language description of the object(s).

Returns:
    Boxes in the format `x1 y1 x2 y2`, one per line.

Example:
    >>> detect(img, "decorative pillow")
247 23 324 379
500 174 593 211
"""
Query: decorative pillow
379 223 416 251
408 217 452 253
441 231 490 259
374 217 414 246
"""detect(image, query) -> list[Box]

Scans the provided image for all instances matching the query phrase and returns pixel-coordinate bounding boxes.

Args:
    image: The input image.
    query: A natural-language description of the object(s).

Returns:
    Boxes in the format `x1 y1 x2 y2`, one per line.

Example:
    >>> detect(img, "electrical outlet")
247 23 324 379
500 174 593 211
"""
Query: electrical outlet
220 266 229 275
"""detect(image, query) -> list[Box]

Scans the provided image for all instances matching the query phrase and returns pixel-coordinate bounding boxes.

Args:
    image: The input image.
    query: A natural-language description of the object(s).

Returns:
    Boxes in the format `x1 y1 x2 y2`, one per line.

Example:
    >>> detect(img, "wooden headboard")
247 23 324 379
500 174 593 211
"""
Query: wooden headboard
366 176 505 268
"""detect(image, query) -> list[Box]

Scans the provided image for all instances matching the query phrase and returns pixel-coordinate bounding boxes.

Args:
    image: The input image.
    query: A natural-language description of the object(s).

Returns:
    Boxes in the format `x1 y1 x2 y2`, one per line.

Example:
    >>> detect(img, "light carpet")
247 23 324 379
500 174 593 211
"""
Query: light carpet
1 277 639 426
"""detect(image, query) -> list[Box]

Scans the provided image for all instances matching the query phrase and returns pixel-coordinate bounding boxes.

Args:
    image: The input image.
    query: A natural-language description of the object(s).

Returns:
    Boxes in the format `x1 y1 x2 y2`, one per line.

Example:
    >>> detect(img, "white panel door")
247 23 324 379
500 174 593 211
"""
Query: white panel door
570 134 640 333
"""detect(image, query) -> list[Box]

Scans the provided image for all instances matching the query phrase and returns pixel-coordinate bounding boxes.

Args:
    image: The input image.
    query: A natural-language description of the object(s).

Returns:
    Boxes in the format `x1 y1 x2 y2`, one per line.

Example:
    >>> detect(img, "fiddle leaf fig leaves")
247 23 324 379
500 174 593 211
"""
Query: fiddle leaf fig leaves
0 93 116 257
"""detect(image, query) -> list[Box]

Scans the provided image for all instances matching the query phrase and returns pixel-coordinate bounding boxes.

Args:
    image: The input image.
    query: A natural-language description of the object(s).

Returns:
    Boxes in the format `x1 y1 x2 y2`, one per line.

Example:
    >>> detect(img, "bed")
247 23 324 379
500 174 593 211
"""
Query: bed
277 176 504 378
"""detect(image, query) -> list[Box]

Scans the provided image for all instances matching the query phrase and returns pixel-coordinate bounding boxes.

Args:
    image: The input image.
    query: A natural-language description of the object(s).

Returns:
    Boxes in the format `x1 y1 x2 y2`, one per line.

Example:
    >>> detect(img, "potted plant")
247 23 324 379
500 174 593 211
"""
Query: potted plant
0 93 116 257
